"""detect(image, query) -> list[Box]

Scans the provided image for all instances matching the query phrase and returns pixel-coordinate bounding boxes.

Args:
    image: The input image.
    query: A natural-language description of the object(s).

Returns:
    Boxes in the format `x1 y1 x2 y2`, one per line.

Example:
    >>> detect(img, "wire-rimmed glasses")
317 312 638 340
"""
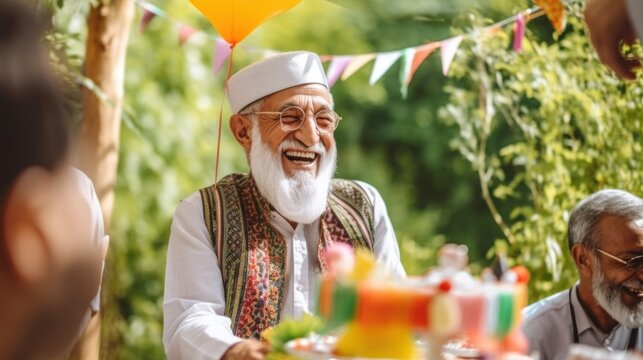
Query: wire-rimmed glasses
249 106 341 134
594 248 643 272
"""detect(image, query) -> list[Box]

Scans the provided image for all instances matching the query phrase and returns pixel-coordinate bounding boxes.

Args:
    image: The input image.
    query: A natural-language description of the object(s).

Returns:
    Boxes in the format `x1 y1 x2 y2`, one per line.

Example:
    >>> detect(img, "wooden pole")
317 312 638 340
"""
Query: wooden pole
70 0 134 358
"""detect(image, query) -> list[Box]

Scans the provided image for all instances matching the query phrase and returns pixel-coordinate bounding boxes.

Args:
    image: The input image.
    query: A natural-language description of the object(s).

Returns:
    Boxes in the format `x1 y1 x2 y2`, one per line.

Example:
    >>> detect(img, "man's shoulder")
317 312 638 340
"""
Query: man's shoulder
522 288 574 360
522 288 571 332
331 179 379 199
523 288 570 319
182 173 250 217
200 173 248 191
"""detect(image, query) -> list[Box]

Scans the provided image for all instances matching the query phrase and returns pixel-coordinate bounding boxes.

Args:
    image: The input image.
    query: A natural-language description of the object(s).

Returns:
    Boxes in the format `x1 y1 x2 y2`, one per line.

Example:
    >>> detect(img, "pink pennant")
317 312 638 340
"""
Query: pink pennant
406 42 440 84
326 56 352 87
213 38 232 74
513 13 526 53
440 36 463 76
178 25 197 46
139 8 156 33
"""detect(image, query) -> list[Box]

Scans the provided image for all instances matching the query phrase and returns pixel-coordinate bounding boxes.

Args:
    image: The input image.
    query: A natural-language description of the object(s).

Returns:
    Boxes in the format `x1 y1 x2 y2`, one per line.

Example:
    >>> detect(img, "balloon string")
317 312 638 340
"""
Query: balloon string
214 44 235 185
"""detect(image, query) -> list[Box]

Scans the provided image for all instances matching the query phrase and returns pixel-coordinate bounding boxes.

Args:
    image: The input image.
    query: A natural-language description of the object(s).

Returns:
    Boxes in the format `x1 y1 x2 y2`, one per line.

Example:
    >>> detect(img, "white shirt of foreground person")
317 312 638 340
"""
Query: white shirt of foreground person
72 168 107 313
163 181 405 360
66 168 108 354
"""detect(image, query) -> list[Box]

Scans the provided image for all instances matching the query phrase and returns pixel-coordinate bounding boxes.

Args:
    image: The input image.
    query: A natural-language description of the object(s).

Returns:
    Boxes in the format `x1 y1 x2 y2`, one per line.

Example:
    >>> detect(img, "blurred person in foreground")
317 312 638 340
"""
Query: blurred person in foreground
163 51 405 360
0 0 106 358
584 0 643 80
522 189 643 360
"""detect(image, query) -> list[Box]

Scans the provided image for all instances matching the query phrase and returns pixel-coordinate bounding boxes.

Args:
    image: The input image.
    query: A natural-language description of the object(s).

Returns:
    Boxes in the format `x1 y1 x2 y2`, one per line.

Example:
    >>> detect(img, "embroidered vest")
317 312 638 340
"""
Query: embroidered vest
199 173 374 339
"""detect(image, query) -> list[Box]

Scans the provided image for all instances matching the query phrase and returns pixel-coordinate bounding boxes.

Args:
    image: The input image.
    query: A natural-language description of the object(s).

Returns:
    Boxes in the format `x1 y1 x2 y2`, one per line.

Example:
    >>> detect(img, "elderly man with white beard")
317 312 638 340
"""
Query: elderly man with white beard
522 189 643 360
163 51 405 360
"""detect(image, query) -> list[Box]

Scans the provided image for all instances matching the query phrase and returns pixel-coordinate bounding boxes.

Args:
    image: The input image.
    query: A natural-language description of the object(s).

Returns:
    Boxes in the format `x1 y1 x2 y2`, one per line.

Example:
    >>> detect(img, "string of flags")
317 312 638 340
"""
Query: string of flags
136 0 566 96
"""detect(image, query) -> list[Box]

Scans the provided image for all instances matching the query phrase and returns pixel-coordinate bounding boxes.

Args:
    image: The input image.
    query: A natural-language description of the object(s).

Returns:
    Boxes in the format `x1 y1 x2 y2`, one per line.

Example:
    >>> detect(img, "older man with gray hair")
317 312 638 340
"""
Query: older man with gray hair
522 189 643 360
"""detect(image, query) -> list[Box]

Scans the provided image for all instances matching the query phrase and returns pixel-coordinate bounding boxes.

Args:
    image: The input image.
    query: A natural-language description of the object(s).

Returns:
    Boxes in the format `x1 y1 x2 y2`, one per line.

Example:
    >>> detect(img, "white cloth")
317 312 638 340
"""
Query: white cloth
58 168 106 358
522 284 643 360
163 180 405 360
72 168 106 313
227 51 328 113
626 0 643 41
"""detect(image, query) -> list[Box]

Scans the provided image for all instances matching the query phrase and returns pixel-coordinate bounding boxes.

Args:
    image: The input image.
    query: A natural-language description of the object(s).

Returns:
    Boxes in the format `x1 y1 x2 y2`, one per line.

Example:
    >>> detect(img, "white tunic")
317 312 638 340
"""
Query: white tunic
163 180 405 360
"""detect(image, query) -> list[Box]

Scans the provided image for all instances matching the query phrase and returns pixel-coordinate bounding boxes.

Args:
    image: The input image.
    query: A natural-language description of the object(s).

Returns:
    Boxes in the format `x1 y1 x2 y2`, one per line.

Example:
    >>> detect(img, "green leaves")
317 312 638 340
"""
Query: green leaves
441 14 643 300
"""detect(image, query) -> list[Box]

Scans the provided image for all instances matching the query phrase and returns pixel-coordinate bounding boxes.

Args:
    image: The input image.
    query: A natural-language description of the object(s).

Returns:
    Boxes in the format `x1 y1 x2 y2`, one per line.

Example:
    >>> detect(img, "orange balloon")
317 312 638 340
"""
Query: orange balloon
189 0 302 46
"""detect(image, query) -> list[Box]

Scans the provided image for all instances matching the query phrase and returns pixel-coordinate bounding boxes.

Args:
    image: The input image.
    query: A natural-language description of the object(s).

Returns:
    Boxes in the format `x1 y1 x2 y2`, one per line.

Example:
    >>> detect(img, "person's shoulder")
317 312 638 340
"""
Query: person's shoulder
181 191 203 205
332 178 381 199
70 167 95 195
522 288 570 331
170 189 204 216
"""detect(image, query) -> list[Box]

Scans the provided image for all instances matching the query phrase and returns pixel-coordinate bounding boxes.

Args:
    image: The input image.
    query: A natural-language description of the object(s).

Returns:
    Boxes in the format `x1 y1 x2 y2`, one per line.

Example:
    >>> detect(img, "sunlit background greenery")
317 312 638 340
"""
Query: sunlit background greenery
48 0 642 358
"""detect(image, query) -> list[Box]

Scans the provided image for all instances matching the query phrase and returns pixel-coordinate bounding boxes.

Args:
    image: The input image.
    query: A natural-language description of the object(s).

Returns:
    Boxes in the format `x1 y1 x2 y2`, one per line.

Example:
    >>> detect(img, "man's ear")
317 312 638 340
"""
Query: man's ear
572 244 593 278
3 167 52 285
230 114 253 154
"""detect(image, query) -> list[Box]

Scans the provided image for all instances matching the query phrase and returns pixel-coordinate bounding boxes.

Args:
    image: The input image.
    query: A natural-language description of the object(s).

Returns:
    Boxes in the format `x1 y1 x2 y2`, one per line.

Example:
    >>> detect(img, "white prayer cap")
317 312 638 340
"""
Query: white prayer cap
227 51 329 113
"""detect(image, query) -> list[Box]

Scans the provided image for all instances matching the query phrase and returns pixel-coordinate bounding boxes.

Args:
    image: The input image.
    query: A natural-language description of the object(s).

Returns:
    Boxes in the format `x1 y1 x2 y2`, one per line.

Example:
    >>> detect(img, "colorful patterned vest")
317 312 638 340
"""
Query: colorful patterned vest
199 173 374 339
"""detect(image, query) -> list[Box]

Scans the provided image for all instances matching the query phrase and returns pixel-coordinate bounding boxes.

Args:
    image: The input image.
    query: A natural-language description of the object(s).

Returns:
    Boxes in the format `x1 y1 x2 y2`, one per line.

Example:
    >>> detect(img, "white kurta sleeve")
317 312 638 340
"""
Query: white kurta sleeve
72 168 106 313
163 192 242 360
354 181 406 277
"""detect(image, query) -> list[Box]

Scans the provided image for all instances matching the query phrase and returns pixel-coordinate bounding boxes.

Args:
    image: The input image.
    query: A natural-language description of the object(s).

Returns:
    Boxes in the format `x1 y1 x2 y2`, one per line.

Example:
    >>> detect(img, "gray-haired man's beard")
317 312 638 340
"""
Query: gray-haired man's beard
591 259 643 328
249 128 336 224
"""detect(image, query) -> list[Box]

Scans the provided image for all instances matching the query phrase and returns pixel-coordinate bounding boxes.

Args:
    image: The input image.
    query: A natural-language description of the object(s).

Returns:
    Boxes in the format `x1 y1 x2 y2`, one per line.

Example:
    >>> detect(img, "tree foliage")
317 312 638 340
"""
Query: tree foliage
441 11 642 299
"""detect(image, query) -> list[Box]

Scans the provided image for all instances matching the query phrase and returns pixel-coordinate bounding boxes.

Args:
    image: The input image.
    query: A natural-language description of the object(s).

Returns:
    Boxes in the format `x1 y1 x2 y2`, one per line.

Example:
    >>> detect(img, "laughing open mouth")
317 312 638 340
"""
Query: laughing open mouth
623 286 643 298
284 150 318 165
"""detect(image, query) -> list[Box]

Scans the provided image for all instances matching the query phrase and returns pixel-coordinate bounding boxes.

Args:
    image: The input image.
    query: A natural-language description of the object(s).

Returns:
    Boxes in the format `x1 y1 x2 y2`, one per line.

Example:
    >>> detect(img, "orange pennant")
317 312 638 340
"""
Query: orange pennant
534 0 566 34
407 42 440 84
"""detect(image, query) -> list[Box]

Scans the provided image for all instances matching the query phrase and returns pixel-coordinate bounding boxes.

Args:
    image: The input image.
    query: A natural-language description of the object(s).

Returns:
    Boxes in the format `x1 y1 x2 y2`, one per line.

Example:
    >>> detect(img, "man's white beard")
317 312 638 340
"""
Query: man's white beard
249 127 336 224
592 259 643 328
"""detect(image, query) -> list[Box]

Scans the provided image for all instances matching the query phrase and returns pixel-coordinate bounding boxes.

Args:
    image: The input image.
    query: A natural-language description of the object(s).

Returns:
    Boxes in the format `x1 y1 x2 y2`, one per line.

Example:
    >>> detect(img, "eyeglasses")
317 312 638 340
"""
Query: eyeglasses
249 106 342 134
594 248 643 272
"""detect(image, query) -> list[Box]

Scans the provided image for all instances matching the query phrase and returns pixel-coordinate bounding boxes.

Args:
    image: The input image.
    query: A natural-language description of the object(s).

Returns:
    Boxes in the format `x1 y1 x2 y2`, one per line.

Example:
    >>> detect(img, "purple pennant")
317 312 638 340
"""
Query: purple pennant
513 13 526 53
326 56 352 87
213 38 232 74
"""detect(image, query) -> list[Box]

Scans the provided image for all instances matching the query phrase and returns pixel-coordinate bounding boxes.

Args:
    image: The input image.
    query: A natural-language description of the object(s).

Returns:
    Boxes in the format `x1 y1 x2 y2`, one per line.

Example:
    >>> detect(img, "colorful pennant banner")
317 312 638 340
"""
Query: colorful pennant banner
134 0 558 96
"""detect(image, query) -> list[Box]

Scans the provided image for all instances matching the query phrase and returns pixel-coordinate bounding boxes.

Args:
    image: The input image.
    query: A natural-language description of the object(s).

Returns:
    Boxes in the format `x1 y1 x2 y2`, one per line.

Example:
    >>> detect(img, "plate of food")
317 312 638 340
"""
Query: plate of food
284 335 344 360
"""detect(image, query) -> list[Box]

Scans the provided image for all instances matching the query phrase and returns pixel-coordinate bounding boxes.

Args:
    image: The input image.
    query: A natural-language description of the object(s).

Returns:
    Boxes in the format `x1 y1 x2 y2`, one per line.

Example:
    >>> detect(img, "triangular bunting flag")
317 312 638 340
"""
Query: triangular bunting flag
534 0 566 34
326 56 352 87
440 36 462 76
369 51 403 85
213 38 232 74
513 13 526 53
406 42 440 84
399 48 415 98
139 8 156 33
341 54 375 81
178 25 197 46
